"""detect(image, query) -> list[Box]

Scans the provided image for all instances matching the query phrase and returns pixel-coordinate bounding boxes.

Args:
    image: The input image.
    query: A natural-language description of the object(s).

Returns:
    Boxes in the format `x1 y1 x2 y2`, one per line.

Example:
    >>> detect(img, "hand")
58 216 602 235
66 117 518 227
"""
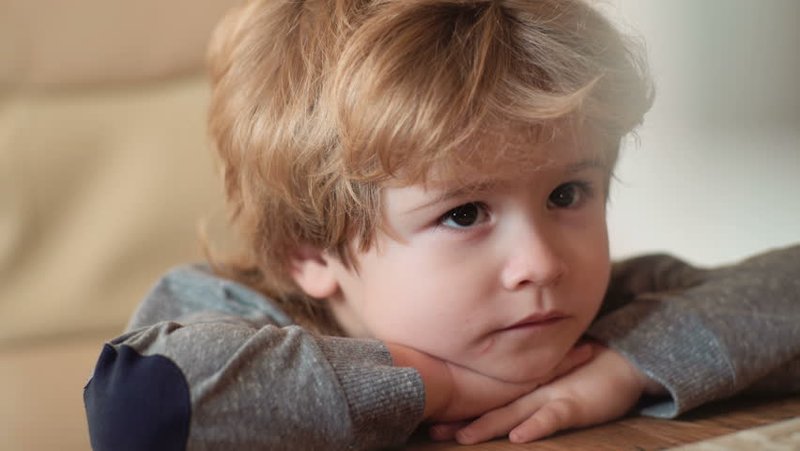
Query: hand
388 342 593 422
430 344 657 444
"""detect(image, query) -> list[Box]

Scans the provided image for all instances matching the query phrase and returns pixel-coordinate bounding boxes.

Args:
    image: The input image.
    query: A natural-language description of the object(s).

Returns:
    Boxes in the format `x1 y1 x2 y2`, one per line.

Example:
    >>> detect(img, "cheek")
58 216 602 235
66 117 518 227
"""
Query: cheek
581 234 610 315
579 214 609 265
358 248 484 354
565 219 610 308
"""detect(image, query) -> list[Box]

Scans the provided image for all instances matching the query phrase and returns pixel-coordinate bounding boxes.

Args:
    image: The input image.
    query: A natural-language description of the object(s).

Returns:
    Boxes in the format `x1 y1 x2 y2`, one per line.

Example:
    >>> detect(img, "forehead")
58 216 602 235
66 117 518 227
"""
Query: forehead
403 122 613 190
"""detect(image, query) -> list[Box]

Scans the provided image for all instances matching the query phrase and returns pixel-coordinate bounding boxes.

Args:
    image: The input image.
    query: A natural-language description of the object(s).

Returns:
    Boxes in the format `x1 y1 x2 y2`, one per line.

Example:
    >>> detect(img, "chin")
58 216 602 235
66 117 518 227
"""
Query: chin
462 352 563 384
512 346 571 381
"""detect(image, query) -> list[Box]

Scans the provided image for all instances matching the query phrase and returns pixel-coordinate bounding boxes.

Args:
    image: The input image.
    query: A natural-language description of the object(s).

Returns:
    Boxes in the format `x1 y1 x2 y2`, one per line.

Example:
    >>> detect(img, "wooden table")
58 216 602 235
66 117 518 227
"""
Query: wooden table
407 394 800 450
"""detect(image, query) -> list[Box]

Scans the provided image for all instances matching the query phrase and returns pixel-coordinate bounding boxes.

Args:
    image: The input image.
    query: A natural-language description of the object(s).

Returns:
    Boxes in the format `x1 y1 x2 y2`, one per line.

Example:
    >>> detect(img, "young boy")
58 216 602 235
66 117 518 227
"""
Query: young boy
84 0 800 449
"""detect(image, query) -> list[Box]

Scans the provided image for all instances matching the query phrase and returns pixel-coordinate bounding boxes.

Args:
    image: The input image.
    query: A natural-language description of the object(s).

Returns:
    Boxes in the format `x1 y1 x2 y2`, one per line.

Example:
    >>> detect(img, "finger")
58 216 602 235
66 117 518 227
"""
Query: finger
548 342 593 380
455 391 548 445
428 421 469 441
508 398 580 443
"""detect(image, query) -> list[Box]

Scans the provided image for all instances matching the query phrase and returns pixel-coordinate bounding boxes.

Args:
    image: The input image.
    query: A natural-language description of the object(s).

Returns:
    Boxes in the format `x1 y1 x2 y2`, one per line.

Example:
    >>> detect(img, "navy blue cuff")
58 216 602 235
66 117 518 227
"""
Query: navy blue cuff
84 344 191 451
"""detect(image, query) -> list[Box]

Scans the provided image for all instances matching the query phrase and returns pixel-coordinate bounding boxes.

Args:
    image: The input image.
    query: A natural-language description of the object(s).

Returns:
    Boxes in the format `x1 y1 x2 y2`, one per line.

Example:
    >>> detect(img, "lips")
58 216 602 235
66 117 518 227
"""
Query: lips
501 311 567 331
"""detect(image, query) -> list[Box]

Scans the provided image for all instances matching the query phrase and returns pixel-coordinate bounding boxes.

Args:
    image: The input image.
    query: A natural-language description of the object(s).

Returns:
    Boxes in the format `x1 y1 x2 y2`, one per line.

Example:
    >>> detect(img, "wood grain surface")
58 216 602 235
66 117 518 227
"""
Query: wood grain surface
407 394 800 450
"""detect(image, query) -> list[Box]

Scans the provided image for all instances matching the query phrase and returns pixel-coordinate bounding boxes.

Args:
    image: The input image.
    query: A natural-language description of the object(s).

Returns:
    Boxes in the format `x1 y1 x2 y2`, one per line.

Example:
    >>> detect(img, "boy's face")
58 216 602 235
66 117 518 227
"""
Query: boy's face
301 134 612 383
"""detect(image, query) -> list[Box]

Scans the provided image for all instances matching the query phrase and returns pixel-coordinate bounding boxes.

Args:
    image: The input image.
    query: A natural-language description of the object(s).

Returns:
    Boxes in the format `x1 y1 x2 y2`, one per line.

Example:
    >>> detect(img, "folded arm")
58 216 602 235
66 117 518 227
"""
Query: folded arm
590 244 800 417
84 266 424 451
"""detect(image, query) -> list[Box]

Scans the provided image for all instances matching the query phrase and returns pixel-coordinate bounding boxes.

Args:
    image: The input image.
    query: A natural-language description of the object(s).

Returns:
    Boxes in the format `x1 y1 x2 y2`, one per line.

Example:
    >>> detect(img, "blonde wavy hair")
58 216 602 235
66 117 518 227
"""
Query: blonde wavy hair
206 0 653 332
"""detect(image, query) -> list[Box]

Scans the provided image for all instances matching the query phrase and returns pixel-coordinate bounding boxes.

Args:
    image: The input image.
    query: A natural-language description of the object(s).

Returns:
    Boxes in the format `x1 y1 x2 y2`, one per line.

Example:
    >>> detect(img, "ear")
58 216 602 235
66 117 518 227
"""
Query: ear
288 245 340 299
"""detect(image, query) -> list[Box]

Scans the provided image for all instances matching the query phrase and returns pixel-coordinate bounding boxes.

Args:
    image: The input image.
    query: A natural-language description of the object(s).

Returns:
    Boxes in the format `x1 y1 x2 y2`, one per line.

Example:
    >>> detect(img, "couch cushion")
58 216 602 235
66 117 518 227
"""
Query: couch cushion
1 0 237 86
0 76 227 344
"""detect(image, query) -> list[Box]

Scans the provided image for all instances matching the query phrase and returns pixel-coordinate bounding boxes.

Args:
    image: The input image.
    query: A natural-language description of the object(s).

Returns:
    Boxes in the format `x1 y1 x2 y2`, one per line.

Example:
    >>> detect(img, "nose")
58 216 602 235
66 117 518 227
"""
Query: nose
500 225 567 290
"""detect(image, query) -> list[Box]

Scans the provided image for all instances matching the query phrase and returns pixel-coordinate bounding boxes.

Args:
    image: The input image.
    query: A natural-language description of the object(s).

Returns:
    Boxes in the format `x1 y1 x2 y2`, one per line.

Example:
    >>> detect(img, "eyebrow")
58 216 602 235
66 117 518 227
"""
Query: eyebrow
406 158 608 213
400 181 492 214
565 158 609 174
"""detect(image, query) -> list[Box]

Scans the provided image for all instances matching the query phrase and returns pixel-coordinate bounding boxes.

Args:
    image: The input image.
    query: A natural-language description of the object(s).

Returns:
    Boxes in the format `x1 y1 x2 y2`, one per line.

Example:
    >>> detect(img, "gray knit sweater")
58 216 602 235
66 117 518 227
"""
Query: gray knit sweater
83 245 800 450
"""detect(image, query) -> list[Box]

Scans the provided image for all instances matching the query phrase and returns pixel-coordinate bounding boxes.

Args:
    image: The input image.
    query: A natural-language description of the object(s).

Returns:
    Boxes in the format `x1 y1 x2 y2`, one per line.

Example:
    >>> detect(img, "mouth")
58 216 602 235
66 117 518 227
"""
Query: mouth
499 311 568 332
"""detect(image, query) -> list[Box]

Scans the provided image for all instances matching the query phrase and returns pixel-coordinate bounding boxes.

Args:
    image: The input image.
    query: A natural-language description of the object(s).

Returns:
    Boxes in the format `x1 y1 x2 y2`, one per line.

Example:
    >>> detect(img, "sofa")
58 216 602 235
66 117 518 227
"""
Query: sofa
0 1 237 449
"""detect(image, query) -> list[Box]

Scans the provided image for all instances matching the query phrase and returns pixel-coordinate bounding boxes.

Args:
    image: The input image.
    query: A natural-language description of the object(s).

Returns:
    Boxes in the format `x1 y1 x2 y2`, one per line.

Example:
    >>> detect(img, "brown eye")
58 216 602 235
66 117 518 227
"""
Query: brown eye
440 203 487 228
548 183 584 209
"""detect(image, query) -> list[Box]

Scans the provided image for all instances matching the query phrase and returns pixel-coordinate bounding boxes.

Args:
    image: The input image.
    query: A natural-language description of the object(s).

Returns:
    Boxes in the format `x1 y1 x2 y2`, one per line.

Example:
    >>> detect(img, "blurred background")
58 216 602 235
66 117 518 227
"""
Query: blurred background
1 1 237 449
0 1 798 449
606 0 800 264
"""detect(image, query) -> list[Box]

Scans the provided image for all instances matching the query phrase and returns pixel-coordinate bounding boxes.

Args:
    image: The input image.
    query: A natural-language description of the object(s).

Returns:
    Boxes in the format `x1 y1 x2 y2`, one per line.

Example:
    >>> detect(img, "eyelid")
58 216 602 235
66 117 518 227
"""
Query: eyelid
574 180 595 198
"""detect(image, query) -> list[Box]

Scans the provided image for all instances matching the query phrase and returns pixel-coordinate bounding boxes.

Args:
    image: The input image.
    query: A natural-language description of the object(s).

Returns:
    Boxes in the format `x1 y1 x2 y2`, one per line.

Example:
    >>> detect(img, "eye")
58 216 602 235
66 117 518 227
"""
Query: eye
548 182 590 209
439 202 489 229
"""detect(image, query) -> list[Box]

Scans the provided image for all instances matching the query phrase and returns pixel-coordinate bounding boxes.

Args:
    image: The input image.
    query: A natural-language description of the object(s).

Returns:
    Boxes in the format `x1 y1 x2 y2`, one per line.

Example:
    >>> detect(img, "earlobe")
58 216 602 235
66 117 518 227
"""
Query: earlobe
289 245 340 299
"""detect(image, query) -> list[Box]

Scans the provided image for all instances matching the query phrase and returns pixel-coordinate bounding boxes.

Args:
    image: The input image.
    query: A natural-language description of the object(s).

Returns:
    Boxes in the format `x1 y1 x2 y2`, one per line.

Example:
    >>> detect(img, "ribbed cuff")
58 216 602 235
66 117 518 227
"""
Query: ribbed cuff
586 297 736 418
319 337 425 448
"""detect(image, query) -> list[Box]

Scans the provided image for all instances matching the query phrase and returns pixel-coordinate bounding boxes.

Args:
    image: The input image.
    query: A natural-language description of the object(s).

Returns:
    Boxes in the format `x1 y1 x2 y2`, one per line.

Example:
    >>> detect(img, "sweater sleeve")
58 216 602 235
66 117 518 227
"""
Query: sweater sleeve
587 244 800 418
83 266 425 451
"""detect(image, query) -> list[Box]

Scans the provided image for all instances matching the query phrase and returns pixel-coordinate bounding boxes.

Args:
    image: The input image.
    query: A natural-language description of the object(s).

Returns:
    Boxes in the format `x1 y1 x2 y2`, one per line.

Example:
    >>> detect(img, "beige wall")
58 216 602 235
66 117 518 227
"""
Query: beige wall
605 0 800 265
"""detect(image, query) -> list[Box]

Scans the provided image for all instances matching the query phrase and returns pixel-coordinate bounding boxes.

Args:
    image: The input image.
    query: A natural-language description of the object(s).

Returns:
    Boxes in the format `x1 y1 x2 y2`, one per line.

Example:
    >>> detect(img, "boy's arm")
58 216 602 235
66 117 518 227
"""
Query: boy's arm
589 244 800 417
84 266 423 450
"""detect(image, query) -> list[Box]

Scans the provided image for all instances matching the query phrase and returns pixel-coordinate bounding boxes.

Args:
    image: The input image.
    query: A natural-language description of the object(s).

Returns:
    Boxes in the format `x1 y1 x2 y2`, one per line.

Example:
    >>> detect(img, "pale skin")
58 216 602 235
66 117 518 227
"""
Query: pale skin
291 133 665 444
428 343 665 444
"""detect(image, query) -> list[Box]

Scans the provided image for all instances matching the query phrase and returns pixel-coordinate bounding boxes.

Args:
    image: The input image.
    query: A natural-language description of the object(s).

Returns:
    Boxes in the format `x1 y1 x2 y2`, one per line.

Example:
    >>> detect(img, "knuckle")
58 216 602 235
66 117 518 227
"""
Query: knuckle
534 406 560 430
542 399 576 428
